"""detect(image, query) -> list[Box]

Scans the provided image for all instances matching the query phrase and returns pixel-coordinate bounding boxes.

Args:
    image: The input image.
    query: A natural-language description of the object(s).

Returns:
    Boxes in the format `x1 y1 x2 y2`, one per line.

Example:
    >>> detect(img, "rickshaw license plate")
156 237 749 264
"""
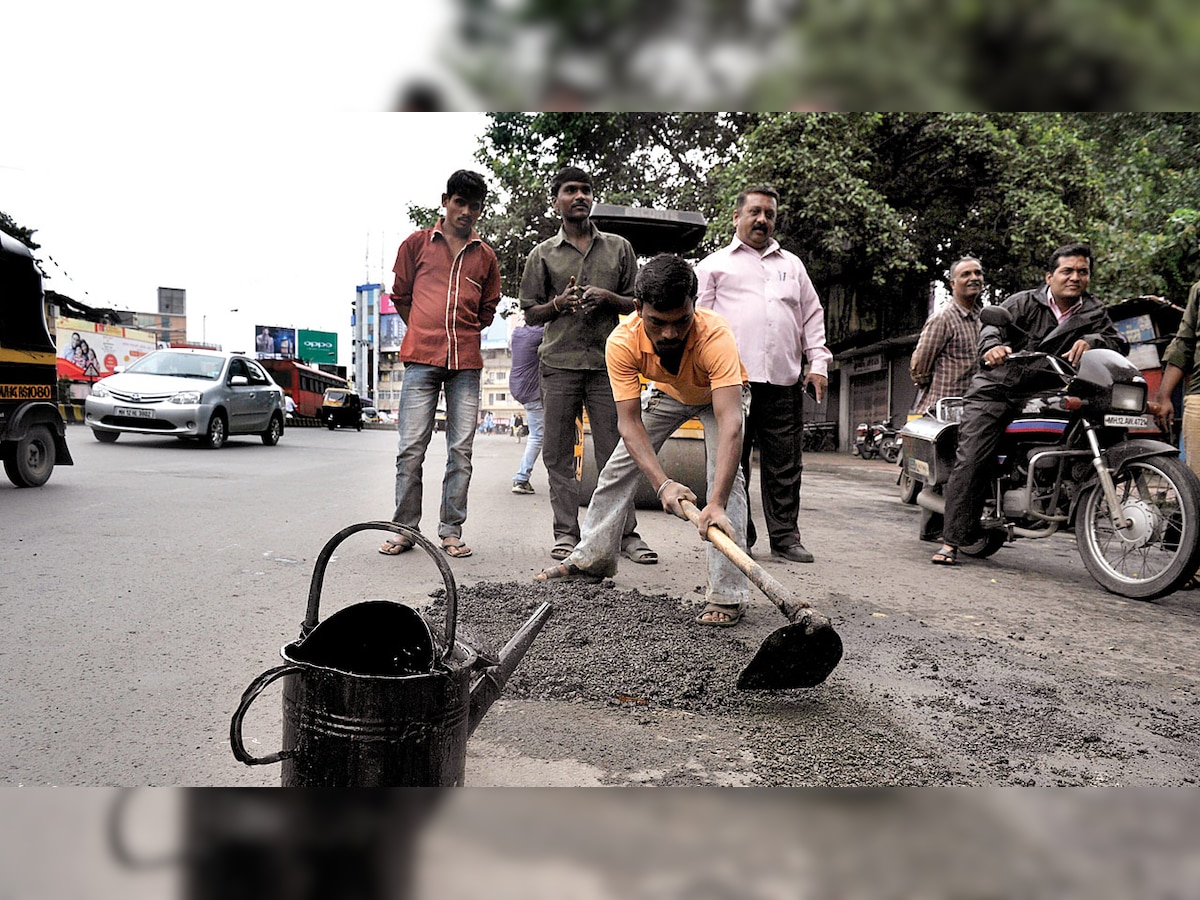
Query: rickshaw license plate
1104 414 1150 428
116 406 154 419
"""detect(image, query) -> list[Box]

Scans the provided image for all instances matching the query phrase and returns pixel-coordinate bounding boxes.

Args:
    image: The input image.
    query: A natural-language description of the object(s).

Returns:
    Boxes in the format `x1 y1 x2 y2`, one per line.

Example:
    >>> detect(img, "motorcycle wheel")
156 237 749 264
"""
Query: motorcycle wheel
881 438 901 464
958 530 1006 559
898 461 921 505
1076 454 1200 600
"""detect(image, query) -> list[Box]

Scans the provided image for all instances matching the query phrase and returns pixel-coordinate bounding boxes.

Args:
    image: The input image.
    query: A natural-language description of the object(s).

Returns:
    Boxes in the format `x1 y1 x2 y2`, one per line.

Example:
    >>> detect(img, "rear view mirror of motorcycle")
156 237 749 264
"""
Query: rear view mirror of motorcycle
981 304 1031 342
979 305 1012 327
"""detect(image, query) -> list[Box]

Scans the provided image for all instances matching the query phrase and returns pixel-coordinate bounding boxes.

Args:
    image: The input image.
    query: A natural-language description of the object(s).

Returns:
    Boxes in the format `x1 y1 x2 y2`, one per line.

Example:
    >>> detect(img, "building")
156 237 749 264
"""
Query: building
351 283 382 402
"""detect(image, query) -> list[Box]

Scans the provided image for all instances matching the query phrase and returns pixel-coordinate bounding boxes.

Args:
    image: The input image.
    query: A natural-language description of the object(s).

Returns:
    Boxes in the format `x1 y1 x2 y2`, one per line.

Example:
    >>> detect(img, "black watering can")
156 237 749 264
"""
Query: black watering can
230 521 551 786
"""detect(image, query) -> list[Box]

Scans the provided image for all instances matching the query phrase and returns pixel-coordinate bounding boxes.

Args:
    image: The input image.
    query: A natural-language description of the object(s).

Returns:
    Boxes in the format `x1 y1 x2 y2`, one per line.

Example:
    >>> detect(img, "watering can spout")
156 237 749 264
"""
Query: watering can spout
468 601 552 735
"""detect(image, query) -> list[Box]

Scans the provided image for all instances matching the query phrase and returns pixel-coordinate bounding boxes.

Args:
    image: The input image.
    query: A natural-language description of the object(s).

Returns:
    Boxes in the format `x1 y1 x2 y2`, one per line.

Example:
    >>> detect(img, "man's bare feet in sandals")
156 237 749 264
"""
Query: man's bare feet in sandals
695 602 744 627
931 544 958 566
441 536 473 558
379 536 415 555
534 563 603 583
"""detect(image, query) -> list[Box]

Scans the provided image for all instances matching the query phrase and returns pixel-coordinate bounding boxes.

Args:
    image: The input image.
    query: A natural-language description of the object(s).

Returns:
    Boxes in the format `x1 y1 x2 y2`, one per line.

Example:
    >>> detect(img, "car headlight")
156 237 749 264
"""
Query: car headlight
169 390 203 404
1110 383 1146 413
90 383 110 398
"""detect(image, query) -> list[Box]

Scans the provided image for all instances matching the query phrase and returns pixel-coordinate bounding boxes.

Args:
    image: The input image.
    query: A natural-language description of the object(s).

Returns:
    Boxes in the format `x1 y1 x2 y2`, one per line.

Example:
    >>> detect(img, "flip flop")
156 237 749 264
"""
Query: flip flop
930 546 958 566
695 602 744 627
550 539 577 561
534 563 603 584
621 539 658 565
378 536 415 556
441 536 473 558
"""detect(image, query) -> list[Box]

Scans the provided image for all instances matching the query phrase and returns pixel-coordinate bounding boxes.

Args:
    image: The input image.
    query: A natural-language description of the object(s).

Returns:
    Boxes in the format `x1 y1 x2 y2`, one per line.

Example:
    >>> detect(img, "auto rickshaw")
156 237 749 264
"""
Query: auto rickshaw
321 387 363 431
0 231 73 487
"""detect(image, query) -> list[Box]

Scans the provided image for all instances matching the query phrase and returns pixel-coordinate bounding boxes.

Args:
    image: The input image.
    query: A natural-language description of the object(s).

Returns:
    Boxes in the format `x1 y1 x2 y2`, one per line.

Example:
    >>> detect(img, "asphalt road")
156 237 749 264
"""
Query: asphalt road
3 421 1199 786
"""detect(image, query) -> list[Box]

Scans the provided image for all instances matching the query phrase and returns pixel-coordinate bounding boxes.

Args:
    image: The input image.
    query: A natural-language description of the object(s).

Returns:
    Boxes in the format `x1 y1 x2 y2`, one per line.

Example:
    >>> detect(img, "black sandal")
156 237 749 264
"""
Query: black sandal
931 545 958 566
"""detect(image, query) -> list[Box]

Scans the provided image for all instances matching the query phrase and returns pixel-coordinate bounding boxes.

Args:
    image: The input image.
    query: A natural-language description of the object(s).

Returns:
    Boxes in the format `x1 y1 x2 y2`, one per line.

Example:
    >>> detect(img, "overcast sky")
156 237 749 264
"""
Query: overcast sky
1 2 487 367
2 112 488 364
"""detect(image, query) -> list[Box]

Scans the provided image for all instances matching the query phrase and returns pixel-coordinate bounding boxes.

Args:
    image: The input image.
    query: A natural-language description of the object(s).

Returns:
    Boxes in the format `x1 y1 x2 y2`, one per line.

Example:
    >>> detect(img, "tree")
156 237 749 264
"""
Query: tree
1067 113 1200 303
473 113 756 294
0 210 39 250
713 113 1100 346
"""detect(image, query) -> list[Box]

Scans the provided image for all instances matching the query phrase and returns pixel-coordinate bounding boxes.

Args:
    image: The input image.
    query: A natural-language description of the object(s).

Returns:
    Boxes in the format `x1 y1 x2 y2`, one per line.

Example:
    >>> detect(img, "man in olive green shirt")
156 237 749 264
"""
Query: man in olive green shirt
519 166 656 565
1155 280 1200 475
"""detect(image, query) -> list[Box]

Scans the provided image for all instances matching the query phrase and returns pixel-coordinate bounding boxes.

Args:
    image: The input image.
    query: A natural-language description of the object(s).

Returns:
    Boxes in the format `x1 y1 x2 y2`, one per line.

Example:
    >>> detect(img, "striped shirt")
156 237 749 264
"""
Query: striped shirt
910 299 982 413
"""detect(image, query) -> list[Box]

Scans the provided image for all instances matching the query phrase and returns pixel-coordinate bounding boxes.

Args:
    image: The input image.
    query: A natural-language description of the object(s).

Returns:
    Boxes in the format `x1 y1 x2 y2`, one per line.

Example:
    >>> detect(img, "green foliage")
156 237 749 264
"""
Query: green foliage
406 203 441 230
475 113 756 294
469 112 1200 343
716 113 1099 344
0 210 39 249
1068 114 1200 303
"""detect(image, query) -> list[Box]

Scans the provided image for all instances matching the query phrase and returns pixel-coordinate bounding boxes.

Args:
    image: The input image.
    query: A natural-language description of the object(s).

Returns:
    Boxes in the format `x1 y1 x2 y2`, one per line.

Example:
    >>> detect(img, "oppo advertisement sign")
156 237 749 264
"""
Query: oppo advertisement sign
298 329 338 365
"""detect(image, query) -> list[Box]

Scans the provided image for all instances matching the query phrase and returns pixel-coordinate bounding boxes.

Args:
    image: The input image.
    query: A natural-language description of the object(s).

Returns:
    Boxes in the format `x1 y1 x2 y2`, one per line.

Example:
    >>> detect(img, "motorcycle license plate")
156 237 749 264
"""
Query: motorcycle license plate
1103 414 1150 428
115 406 155 419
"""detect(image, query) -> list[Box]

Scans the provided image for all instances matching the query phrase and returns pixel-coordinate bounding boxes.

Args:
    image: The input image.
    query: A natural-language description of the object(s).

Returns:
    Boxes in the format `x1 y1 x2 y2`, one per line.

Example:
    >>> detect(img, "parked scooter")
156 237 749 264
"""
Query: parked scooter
853 419 901 462
899 305 1200 600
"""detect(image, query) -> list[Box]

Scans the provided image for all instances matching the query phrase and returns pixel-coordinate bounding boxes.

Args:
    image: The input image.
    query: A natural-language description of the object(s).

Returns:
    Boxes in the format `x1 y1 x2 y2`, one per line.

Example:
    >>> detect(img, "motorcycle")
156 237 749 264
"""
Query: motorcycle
899 305 1200 600
853 419 901 462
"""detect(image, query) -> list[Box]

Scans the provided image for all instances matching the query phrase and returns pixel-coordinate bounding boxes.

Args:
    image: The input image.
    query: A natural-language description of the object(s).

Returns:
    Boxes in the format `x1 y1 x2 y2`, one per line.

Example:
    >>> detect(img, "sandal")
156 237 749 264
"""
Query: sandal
379 536 415 556
441 536 473 558
534 563 603 584
621 538 658 565
550 538 577 561
930 545 958 566
695 602 744 627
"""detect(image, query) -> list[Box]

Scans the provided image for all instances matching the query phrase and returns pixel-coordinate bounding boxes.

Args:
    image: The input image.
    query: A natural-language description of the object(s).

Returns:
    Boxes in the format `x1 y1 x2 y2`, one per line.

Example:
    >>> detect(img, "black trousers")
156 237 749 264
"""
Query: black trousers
742 380 806 549
942 383 1020 547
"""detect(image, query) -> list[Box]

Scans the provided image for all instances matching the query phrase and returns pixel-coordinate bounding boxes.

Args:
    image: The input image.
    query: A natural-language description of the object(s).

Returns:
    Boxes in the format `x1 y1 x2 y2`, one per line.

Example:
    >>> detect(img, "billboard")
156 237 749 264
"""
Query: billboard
56 316 156 381
254 325 297 359
380 314 406 351
298 329 338 365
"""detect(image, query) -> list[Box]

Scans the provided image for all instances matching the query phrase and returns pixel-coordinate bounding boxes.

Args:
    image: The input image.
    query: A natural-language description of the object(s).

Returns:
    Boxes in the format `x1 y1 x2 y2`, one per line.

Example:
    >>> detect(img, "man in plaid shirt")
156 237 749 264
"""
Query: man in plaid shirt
910 257 985 416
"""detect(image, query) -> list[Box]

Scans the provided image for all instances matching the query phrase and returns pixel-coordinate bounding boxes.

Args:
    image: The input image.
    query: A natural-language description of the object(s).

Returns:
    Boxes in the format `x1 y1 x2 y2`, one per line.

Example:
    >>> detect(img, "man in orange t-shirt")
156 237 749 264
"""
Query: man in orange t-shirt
536 254 753 627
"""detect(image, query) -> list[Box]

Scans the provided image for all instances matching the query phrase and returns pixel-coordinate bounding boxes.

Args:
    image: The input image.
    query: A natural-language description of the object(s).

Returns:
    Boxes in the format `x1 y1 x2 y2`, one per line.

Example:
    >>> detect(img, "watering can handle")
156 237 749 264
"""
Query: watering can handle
229 664 303 766
300 521 459 657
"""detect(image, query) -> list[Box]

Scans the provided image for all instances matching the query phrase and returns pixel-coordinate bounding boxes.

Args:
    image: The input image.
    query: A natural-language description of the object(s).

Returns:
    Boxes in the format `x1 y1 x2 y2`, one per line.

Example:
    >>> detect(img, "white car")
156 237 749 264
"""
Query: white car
84 349 285 449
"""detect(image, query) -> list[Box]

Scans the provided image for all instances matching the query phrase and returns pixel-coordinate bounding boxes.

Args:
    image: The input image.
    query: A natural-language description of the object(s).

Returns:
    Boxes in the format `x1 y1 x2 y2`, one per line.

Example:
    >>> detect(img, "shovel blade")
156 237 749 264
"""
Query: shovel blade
737 617 843 690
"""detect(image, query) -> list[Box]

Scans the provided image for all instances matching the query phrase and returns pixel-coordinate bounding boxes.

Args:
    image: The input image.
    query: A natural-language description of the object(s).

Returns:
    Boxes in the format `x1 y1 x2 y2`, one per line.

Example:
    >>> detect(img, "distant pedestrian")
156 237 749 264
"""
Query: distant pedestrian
510 320 546 493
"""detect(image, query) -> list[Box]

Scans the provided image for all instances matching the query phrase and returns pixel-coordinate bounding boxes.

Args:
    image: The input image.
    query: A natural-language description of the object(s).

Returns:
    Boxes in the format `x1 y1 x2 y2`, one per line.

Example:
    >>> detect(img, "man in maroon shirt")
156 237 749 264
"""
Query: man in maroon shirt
379 169 501 559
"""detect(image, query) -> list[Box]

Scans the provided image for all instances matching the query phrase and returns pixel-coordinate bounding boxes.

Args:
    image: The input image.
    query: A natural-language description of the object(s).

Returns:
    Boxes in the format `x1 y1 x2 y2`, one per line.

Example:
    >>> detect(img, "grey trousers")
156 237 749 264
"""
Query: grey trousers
567 388 750 608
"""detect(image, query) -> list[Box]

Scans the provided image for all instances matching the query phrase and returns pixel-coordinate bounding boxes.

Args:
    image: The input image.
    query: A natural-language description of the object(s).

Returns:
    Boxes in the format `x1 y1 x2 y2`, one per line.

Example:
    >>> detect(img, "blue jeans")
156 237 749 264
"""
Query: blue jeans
567 388 749 607
392 363 481 540
514 400 545 484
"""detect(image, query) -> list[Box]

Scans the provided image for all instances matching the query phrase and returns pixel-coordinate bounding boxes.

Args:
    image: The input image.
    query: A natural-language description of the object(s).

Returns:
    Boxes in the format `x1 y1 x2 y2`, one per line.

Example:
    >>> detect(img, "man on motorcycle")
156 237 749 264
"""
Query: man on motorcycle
931 243 1128 565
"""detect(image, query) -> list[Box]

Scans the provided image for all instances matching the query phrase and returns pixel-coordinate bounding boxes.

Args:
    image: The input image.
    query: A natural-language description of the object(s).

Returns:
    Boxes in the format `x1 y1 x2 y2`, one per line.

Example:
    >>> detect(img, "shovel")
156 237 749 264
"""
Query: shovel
680 499 843 690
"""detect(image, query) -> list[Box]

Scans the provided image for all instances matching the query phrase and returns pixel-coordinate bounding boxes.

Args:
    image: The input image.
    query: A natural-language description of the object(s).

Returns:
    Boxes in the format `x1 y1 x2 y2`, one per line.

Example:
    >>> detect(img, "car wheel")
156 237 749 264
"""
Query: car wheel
93 429 120 443
4 424 57 487
204 412 228 449
261 413 283 446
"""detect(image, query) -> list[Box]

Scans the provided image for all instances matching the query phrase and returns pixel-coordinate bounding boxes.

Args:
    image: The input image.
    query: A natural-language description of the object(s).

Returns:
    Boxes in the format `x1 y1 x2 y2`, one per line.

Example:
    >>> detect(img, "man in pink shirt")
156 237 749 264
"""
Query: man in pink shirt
378 169 501 560
697 185 832 563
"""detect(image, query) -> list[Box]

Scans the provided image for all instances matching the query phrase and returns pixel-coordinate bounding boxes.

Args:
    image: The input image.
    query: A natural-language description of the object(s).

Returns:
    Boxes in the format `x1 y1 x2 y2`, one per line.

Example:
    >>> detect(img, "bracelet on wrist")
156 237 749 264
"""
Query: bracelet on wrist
656 478 676 498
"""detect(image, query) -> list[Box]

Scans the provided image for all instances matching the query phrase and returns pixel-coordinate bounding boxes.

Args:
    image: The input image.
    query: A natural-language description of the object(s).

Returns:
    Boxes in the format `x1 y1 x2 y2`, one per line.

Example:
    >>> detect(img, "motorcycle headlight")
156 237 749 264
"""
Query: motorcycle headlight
90 383 110 398
169 390 203 405
1110 383 1146 413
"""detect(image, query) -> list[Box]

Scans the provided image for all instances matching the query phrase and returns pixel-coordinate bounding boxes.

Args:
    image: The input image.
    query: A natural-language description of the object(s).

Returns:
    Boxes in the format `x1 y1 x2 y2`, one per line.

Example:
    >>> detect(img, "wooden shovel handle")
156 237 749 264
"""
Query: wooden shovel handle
679 499 811 620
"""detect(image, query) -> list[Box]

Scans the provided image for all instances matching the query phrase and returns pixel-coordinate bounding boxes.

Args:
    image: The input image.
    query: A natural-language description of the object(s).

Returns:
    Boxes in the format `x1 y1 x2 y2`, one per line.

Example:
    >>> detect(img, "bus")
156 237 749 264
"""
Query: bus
258 359 350 418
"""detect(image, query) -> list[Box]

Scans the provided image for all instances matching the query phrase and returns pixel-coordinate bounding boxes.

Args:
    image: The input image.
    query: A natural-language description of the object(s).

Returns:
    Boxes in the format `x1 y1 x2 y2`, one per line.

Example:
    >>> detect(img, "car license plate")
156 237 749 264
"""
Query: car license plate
116 406 155 419
1104 414 1150 428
